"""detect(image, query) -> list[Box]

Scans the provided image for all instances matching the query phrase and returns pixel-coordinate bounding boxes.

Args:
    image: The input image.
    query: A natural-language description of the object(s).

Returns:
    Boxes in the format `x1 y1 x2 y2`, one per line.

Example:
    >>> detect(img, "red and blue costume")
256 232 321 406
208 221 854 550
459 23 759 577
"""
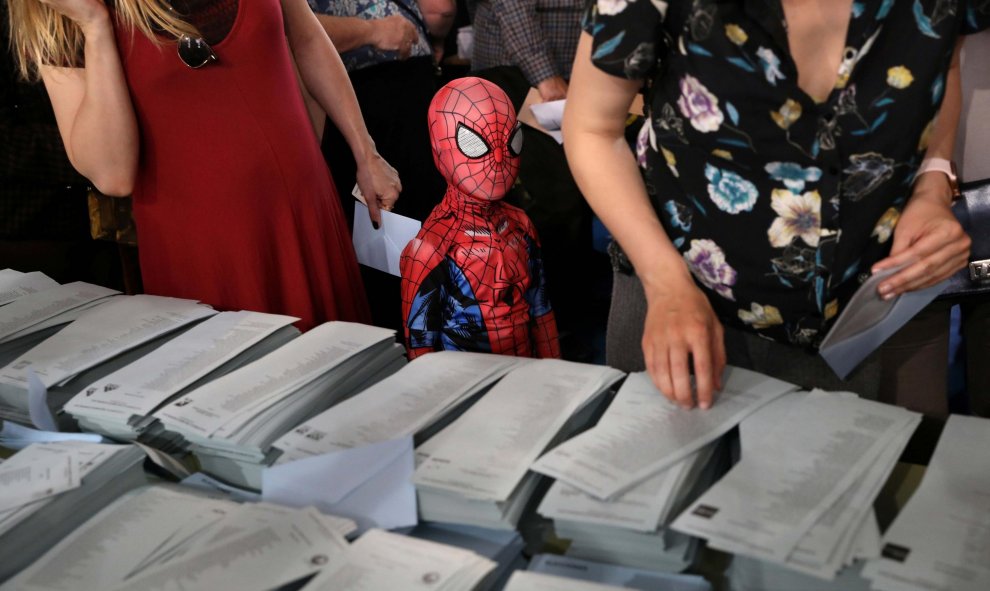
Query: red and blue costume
399 77 560 359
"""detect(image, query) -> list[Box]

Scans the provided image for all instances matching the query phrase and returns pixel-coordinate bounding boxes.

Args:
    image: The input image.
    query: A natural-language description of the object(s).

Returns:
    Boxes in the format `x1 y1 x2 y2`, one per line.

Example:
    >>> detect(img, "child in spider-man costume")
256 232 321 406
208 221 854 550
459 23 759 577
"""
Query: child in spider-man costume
399 77 560 359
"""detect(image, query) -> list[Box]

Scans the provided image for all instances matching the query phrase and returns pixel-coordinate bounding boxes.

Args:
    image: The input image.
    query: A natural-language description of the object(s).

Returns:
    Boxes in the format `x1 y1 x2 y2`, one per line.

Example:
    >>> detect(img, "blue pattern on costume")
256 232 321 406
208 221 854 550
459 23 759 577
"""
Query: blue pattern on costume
442 260 492 353
524 236 552 318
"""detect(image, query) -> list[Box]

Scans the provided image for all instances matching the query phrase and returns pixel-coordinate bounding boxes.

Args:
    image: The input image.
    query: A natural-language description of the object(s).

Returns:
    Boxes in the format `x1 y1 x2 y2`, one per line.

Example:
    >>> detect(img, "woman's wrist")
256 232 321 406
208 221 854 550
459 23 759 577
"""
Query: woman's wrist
911 169 955 206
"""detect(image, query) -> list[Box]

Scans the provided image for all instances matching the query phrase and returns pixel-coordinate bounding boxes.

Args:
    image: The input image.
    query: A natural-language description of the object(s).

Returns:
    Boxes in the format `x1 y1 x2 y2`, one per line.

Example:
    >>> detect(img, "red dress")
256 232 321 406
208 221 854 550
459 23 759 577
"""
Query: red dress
115 0 369 330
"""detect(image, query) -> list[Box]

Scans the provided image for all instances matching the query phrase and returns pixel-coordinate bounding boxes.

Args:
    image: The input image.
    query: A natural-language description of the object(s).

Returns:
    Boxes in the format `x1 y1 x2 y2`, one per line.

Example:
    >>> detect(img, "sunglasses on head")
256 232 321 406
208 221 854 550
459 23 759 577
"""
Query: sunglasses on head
177 35 218 69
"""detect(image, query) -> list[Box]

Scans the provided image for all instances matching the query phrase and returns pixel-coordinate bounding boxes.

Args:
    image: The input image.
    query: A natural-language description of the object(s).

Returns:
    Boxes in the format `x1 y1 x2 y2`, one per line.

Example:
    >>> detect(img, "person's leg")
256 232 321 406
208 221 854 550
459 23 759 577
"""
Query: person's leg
962 299 990 416
877 300 952 417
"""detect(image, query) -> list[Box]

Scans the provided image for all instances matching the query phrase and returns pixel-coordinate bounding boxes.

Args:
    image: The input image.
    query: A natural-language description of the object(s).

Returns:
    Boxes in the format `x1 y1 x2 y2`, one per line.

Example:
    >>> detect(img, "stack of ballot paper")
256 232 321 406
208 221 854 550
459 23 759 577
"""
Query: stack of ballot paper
539 432 721 571
299 528 498 591
271 351 525 464
406 523 527 591
0 281 119 368
527 554 712 591
63 311 300 442
154 322 405 489
0 441 147 581
503 571 627 591
0 295 214 428
671 389 921 581
863 414 990 591
0 270 59 305
1 484 357 591
531 367 797 499
413 360 624 530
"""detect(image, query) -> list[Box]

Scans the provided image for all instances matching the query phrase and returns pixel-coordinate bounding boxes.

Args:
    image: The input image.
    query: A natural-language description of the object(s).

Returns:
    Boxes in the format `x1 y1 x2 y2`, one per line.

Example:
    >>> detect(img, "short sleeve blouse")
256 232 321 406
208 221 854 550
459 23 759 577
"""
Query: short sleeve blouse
581 0 990 348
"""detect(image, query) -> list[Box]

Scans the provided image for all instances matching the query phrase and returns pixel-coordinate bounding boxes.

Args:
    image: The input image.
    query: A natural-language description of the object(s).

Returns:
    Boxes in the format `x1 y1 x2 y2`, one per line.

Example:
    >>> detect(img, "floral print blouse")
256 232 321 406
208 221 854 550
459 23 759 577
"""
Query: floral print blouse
585 0 990 348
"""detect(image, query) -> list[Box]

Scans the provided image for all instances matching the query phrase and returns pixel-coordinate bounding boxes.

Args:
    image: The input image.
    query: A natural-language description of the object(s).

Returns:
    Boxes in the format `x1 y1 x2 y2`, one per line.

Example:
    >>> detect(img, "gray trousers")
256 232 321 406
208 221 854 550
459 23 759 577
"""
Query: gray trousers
607 269 951 413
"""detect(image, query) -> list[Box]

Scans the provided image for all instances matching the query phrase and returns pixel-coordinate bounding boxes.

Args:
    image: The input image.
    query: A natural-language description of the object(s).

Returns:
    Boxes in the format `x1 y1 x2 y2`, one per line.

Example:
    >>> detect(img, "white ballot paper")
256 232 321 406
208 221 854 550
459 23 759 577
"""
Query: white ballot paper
352 200 421 276
531 367 797 500
671 390 919 563
503 571 626 591
263 436 417 532
527 554 712 591
0 295 214 392
301 528 497 591
820 267 945 378
272 351 523 464
64 311 298 420
0 445 79 512
155 322 394 439
0 271 59 306
863 414 990 591
0 282 118 343
108 504 349 591
414 360 624 501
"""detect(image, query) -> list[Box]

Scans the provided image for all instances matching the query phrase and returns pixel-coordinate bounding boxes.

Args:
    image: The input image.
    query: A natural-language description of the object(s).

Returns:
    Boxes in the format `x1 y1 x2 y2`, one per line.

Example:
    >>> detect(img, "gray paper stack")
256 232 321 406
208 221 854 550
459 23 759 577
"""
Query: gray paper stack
300 528 498 591
0 270 59 306
63 311 300 443
862 414 990 591
1 484 357 591
271 351 525 465
671 389 920 581
0 294 215 426
539 440 720 571
0 441 148 581
406 523 527 591
154 322 405 489
0 280 118 368
527 554 712 591
413 360 624 530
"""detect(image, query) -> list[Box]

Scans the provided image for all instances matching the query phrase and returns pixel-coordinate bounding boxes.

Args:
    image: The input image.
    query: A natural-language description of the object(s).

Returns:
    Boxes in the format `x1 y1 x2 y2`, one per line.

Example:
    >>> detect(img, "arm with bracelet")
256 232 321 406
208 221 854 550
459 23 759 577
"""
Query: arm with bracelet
871 39 971 299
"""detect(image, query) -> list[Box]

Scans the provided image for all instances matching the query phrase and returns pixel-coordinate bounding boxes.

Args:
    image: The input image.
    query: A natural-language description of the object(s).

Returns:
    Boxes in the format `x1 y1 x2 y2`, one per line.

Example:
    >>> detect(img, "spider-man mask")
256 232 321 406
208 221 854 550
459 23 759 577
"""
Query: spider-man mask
428 77 523 202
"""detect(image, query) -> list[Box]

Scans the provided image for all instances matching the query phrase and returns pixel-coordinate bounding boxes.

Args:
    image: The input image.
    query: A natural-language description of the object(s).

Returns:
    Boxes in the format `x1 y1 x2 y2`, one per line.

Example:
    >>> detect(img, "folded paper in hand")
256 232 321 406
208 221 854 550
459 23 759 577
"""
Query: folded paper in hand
820 267 945 379
352 199 421 277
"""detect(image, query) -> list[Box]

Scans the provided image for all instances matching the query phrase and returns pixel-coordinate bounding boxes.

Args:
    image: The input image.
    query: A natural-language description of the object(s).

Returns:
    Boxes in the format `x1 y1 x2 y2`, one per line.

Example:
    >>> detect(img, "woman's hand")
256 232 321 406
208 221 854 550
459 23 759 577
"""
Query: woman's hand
872 174 970 297
355 151 401 225
371 15 419 60
642 276 726 410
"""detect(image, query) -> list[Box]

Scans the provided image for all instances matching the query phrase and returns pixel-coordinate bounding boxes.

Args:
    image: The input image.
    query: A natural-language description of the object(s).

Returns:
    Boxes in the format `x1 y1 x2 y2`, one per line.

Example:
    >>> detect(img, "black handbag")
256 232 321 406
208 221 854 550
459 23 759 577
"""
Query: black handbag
939 177 990 299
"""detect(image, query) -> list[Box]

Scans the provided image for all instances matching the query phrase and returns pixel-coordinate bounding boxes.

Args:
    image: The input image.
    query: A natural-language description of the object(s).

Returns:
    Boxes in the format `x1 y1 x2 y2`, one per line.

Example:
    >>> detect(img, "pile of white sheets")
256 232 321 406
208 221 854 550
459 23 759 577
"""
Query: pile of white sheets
863 414 990 591
414 360 624 530
154 322 404 488
672 389 920 580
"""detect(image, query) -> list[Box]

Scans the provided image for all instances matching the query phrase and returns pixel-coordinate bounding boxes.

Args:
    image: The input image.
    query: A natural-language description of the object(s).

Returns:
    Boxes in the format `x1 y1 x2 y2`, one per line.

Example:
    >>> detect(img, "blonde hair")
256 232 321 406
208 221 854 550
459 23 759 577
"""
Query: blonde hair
7 0 197 81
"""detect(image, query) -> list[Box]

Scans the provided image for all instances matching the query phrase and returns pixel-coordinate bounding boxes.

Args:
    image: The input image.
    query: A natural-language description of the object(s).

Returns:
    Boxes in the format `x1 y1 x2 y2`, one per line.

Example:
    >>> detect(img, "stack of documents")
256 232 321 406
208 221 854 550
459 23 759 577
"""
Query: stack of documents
154 322 405 489
299 528 497 591
407 523 527 591
0 281 119 368
0 270 59 305
63 311 300 442
271 351 525 464
503 571 626 591
414 360 624 530
1 484 357 591
671 389 920 581
538 432 721 570
863 414 990 591
0 295 214 428
530 367 797 501
0 441 147 581
527 554 712 591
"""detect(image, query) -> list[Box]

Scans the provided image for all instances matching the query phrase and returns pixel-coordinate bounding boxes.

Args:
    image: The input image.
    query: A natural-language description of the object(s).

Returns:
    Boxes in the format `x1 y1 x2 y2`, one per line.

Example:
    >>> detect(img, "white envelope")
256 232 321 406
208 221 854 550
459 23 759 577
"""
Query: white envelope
351 200 422 277
262 436 418 533
820 268 946 379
